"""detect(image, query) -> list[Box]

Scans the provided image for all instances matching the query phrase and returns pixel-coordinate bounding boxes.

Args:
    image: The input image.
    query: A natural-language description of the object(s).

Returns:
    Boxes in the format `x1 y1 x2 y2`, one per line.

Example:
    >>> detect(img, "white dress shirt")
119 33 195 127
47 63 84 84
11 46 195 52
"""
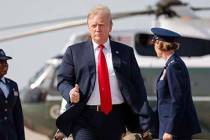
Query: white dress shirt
86 39 124 105
0 77 9 98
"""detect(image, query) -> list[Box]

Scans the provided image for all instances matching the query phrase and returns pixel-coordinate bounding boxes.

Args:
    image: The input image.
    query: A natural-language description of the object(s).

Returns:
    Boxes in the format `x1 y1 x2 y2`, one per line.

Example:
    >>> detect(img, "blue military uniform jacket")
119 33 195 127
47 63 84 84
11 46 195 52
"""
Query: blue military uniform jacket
156 53 201 138
0 78 25 140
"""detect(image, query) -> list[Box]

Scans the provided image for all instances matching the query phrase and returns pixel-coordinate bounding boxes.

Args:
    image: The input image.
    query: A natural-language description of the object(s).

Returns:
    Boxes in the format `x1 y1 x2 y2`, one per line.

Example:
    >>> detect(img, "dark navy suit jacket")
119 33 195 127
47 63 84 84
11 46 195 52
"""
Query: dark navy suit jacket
156 53 201 138
56 40 153 136
0 78 25 140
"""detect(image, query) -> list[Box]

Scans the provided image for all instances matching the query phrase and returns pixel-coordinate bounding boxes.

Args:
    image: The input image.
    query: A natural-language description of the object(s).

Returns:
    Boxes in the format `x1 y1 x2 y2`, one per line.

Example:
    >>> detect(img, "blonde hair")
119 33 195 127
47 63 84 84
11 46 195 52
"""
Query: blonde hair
87 5 113 25
158 40 180 51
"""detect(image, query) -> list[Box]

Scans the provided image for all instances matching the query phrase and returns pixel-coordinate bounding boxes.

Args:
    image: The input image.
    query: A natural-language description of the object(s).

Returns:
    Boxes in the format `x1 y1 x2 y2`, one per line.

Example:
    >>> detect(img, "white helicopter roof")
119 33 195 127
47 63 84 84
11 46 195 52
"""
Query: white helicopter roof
158 17 210 39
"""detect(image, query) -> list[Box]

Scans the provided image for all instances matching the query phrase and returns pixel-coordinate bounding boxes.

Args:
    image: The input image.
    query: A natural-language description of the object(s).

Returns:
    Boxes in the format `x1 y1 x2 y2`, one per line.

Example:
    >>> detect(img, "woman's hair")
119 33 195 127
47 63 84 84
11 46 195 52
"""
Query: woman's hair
158 40 180 51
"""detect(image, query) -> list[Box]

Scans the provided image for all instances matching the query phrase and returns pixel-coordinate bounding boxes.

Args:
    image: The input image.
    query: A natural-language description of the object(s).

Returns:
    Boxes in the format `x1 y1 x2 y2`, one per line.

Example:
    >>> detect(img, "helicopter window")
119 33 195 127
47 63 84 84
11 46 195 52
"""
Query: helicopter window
22 88 47 103
39 65 56 88
178 37 210 57
30 64 56 89
29 65 47 84
135 33 156 56
135 33 210 57
53 67 59 90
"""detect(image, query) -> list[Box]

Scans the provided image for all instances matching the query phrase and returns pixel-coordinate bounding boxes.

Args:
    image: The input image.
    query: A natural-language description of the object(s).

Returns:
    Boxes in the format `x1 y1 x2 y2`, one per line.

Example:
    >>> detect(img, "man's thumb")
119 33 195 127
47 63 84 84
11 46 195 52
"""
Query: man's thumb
75 84 79 89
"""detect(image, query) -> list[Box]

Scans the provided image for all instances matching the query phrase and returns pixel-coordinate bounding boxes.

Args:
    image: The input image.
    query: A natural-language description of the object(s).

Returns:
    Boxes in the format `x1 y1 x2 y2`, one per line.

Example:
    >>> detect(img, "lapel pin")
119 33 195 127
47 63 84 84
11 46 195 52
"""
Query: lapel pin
14 90 19 96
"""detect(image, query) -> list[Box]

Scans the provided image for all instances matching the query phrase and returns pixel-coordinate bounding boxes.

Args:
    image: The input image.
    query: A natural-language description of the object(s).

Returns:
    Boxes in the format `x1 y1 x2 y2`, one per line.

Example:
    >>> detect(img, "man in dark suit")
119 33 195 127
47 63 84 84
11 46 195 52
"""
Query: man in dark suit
55 5 153 140
0 49 25 140
151 27 201 140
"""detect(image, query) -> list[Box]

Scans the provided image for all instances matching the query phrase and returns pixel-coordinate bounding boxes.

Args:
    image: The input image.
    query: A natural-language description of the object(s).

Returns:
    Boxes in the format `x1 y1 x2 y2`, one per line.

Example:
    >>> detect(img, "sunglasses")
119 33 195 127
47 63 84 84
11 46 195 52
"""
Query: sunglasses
151 35 159 44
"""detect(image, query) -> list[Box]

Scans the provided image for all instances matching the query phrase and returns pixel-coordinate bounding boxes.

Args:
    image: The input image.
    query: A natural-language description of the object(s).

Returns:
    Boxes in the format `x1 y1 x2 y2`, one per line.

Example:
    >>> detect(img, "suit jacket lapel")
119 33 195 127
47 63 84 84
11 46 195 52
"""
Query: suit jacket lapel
86 40 96 76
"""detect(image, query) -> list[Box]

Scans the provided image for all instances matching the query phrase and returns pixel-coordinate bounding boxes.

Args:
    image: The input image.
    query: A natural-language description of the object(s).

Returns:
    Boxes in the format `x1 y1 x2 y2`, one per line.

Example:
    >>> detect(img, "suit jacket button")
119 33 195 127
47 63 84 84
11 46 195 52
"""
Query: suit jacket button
4 108 7 112
5 100 8 104
4 117 7 120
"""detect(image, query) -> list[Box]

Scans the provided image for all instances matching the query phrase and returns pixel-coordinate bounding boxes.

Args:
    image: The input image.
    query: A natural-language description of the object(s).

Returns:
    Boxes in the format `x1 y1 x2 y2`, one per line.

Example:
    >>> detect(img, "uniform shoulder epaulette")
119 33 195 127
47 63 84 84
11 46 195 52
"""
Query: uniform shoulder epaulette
166 60 175 68
169 60 175 65
168 60 181 71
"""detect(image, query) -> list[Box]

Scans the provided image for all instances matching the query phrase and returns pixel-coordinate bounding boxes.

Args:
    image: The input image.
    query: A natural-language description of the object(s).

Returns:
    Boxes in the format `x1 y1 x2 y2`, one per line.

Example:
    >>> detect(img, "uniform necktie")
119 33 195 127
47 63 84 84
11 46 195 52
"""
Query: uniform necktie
0 79 9 98
98 44 112 114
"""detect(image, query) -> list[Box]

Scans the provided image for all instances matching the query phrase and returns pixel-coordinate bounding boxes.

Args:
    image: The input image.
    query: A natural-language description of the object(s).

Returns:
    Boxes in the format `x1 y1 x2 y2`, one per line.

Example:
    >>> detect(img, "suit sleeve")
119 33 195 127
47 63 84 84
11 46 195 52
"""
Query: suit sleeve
165 62 186 134
13 83 25 140
57 47 76 103
130 48 153 132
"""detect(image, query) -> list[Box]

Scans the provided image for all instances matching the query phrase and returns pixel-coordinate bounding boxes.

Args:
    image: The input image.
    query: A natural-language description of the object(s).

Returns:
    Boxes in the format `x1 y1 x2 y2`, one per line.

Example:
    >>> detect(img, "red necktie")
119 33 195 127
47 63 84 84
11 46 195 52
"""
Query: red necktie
98 44 112 114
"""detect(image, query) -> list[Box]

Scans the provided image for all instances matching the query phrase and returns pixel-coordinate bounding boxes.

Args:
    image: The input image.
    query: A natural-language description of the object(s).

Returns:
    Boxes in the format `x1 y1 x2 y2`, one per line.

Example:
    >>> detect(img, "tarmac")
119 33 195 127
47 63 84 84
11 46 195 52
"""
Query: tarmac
25 127 73 140
25 127 49 140
25 127 200 140
25 127 142 140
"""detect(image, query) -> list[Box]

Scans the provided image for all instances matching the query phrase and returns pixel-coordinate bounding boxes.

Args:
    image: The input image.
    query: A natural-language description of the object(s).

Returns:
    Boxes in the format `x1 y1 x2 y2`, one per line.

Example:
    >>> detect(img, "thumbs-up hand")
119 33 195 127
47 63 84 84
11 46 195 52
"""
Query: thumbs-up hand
54 130 65 140
69 84 80 103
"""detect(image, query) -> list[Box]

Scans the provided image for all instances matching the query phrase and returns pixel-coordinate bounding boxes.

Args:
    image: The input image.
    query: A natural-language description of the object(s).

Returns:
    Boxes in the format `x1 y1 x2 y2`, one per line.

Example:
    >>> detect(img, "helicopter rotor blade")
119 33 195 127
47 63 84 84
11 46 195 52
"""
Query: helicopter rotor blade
0 16 87 31
0 9 154 32
0 9 155 43
191 7 210 11
0 0 209 43
112 9 155 19
0 19 87 42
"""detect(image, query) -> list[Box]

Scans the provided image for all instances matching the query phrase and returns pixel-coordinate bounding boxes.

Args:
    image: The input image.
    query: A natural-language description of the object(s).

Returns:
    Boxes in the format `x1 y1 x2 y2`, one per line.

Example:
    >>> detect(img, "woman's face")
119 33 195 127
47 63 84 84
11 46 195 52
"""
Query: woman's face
154 40 162 58
0 60 8 78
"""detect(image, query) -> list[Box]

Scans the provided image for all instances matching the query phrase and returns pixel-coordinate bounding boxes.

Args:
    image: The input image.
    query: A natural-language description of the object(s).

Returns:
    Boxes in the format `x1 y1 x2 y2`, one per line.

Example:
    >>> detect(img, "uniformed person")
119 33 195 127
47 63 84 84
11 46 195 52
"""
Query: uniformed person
0 49 25 140
151 27 201 140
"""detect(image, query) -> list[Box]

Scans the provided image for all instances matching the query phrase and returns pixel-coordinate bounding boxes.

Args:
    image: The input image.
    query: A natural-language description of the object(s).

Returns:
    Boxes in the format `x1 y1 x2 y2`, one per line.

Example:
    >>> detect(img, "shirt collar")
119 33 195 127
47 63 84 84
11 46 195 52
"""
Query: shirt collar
92 39 111 51
0 77 6 83
165 52 176 67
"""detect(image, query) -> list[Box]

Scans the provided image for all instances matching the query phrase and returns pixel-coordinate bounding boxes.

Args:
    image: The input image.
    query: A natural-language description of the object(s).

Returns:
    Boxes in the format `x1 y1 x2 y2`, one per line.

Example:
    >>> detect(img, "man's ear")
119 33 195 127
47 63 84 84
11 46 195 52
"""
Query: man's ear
109 23 112 32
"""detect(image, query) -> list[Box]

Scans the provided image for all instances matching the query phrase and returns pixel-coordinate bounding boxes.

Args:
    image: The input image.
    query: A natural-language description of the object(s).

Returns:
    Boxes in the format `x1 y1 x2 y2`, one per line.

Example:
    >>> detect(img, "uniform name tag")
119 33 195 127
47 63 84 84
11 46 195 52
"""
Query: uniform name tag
14 90 18 96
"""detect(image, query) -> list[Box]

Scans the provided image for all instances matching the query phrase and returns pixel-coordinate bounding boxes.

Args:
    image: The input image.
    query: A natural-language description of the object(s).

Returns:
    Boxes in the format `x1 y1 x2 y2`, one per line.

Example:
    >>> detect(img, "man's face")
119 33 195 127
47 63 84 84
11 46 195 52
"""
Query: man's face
88 12 112 45
0 60 8 77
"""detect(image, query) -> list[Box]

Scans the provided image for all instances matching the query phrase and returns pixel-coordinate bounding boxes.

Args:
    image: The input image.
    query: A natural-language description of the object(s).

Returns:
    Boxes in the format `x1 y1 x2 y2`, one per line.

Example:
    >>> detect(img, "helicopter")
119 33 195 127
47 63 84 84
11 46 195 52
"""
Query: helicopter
1 0 210 139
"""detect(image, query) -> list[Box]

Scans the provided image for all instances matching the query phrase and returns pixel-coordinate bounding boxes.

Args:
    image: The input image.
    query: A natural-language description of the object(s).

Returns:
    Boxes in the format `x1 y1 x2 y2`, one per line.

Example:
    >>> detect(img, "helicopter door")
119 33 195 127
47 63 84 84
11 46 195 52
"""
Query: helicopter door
45 66 62 120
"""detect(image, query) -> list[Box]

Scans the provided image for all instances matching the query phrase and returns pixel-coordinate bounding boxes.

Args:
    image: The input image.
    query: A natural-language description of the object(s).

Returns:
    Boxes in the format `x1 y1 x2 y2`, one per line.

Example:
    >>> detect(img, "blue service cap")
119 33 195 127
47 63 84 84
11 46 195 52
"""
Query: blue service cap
151 27 181 42
0 49 12 60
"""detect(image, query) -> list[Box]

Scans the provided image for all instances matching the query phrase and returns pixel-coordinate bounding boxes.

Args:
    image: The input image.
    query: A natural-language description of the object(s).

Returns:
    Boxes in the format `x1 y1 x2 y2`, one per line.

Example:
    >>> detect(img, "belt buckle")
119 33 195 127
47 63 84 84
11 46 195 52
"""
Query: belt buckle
96 105 100 112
